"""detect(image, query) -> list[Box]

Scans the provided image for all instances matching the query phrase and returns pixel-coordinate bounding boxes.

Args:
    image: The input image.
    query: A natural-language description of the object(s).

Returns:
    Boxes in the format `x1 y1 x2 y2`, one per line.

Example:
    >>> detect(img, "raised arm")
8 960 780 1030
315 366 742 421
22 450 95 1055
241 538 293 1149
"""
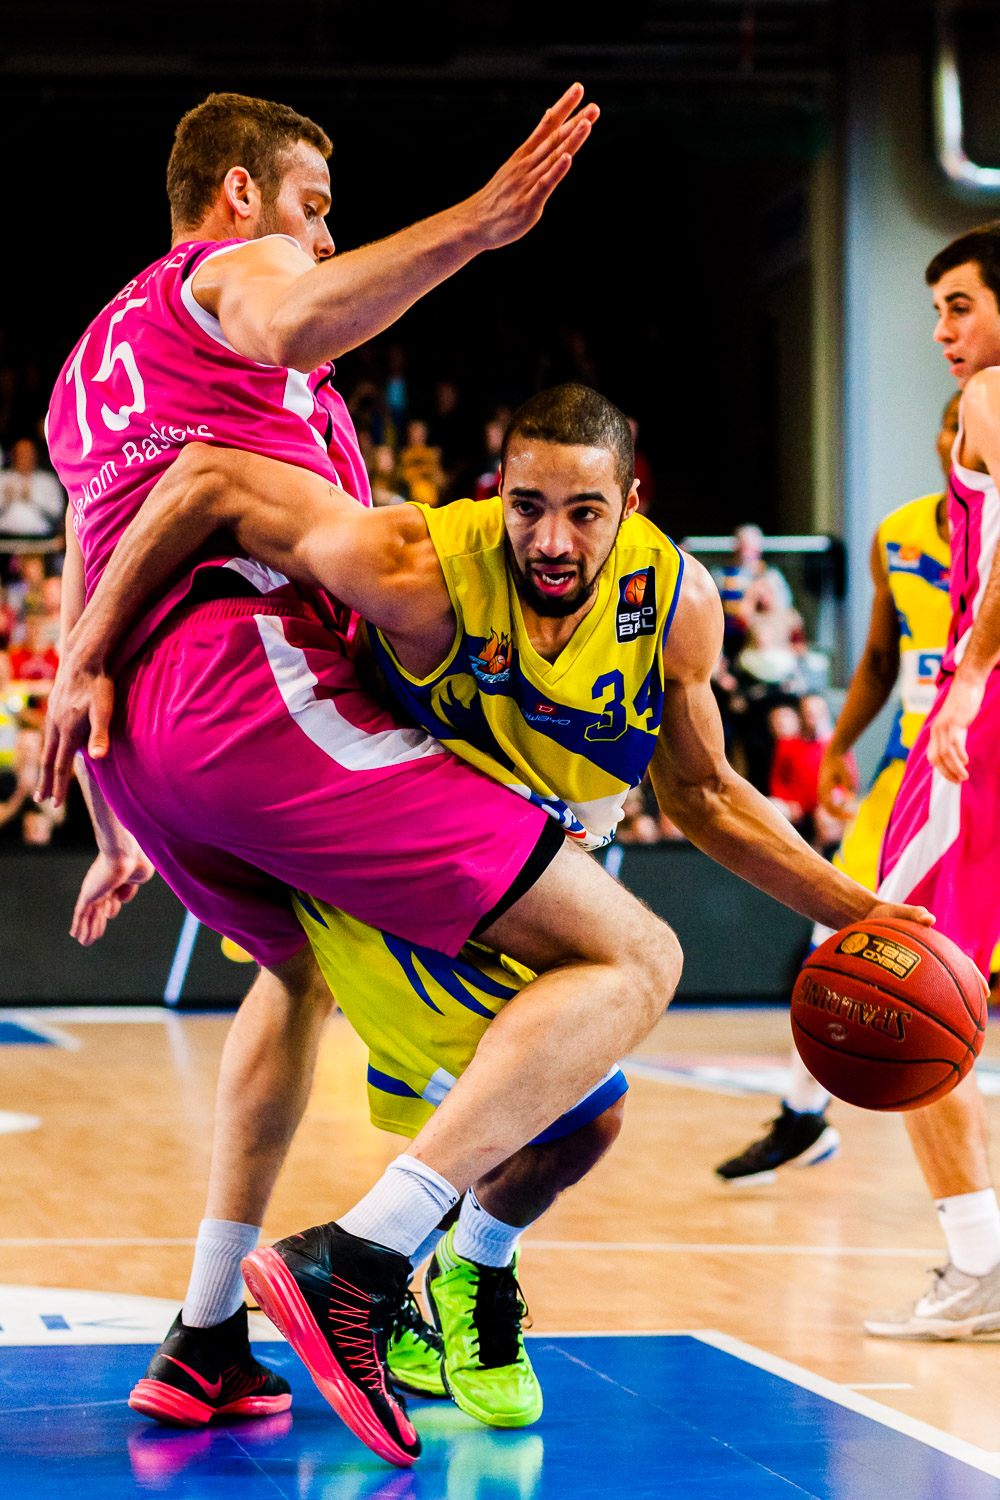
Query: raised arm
929 369 1000 780
197 85 599 370
38 444 453 804
817 532 899 814
648 557 931 931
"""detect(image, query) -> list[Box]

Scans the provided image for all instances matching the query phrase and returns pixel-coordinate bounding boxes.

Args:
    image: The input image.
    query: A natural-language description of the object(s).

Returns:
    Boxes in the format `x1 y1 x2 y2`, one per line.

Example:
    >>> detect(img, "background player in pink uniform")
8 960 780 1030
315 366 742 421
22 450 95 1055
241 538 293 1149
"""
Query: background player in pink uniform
865 224 1000 1340
43 89 709 1464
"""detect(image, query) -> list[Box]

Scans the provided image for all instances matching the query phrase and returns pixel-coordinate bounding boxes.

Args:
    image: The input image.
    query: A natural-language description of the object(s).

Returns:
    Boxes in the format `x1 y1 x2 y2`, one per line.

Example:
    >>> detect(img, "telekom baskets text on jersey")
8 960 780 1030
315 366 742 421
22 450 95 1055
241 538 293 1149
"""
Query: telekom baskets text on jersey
46 236 371 656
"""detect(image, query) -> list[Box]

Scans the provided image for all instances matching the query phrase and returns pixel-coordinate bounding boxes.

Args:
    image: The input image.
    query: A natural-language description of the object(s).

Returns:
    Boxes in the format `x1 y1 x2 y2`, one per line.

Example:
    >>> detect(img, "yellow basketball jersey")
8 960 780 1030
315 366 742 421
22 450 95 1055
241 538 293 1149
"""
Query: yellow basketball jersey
877 492 950 757
366 496 685 850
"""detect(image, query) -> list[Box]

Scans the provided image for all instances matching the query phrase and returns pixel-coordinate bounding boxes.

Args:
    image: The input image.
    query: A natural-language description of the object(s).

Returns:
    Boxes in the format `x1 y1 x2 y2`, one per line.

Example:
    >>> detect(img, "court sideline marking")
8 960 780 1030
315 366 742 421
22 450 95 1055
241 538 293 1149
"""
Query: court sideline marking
552 1330 1000 1478
0 1236 947 1256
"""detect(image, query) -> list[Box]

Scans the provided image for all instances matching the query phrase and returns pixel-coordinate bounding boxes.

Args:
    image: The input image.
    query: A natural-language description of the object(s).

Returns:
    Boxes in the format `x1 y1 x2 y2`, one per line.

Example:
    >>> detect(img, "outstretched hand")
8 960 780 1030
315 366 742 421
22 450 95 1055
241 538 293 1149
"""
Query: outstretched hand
471 83 600 250
36 654 115 807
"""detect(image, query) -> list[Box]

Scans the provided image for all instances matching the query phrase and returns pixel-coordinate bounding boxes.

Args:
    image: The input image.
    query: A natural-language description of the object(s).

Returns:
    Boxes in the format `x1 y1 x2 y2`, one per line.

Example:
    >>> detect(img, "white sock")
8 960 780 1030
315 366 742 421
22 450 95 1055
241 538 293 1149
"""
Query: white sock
183 1218 260 1328
451 1187 523 1268
936 1189 1000 1276
338 1155 459 1258
409 1227 445 1271
784 1048 831 1116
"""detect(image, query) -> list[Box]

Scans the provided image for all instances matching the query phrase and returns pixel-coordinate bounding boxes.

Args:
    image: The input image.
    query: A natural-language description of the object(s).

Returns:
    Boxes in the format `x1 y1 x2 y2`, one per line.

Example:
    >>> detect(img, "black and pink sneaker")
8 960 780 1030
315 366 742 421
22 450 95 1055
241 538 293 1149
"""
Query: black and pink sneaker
128 1304 291 1427
242 1222 421 1467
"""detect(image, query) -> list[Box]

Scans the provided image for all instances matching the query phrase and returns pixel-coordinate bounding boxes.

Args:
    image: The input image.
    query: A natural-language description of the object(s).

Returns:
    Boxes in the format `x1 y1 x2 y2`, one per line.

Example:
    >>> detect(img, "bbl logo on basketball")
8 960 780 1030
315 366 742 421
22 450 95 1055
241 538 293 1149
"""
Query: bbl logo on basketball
835 930 921 981
616 567 657 643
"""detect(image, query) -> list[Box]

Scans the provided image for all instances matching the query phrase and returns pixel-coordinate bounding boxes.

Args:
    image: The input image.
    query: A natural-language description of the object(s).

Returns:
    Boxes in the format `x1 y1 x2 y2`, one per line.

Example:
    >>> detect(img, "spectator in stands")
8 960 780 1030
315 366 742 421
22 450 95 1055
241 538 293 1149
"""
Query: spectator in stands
399 419 444 507
473 416 505 500
614 783 660 845
5 553 45 621
735 574 807 689
384 343 408 441
628 416 656 518
430 378 475 501
0 438 65 539
9 612 58 689
0 585 15 649
768 703 816 829
369 444 409 508
0 725 60 844
40 575 61 649
724 576 808 790
768 695 852 851
714 524 793 659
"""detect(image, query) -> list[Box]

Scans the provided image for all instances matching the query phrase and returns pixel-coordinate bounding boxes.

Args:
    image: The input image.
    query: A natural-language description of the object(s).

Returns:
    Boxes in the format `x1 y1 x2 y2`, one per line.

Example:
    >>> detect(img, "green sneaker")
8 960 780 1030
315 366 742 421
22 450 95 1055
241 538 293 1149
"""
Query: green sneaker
387 1288 447 1398
424 1227 543 1428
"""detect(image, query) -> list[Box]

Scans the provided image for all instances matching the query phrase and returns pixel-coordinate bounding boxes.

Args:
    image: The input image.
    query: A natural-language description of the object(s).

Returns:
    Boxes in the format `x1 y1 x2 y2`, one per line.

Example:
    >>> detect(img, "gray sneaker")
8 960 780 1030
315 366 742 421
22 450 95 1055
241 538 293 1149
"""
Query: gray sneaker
864 1261 1000 1339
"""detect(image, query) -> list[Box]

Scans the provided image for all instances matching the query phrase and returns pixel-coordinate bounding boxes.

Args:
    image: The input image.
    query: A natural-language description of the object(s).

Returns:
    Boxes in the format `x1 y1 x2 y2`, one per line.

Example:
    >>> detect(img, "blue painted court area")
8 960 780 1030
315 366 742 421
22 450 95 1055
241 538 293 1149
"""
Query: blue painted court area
0 1020 54 1045
1 1335 997 1499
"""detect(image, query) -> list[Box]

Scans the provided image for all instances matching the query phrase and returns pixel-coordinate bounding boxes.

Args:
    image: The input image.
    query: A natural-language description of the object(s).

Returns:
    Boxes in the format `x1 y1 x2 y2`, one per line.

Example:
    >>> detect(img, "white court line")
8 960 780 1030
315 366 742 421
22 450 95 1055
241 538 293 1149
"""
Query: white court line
0 1237 946 1256
522 1240 943 1257
847 1383 914 1391
533 1330 1000 1478
5 1012 81 1050
695 1329 1000 1478
12 1007 172 1026
0 1238 200 1247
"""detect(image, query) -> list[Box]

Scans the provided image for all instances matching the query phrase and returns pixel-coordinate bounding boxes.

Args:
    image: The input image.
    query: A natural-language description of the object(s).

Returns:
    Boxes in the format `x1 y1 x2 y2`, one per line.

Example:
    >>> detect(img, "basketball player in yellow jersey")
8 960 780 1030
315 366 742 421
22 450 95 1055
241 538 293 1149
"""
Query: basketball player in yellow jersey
717 392 960 1186
47 385 929 1426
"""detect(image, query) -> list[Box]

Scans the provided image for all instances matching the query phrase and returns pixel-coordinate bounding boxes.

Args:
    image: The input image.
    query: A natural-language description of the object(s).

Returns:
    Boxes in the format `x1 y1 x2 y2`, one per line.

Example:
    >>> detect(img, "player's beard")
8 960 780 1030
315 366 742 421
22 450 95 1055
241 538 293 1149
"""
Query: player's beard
506 536 618 619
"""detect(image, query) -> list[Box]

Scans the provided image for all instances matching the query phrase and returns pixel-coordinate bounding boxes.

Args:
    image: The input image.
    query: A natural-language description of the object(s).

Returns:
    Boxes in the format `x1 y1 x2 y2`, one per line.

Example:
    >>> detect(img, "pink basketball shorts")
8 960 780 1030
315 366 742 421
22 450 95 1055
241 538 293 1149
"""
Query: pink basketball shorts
92 596 555 968
878 668 1000 976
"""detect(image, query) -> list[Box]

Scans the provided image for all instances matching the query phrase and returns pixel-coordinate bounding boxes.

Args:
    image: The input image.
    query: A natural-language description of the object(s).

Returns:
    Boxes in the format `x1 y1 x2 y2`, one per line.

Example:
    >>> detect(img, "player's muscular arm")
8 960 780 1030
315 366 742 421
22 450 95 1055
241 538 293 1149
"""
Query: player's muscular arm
648 559 931 931
930 370 1000 782
818 535 899 814
38 445 454 804
49 527 155 938
196 86 598 370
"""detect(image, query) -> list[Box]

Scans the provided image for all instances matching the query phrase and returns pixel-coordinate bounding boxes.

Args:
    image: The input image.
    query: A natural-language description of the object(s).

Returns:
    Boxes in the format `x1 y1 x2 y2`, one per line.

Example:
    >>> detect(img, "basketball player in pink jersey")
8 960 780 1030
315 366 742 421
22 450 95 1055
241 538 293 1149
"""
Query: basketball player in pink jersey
865 223 1000 1340
43 90 704 1465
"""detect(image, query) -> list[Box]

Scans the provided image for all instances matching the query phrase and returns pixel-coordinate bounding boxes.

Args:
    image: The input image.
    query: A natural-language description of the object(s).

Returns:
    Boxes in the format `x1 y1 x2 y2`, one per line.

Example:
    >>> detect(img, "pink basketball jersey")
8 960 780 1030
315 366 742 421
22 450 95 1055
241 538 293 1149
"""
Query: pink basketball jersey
46 236 371 655
943 400 1000 676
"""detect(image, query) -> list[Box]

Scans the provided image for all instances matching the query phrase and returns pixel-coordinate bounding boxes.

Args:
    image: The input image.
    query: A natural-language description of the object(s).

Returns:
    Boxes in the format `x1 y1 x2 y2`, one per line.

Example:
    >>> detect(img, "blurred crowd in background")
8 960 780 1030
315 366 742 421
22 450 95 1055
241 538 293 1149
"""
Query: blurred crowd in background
0 324 846 855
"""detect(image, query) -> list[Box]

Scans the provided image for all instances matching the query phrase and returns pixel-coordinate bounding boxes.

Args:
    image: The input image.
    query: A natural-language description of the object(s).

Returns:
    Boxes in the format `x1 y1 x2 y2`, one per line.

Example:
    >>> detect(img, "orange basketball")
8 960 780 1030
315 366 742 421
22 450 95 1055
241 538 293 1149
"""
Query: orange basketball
624 573 646 606
791 918 987 1112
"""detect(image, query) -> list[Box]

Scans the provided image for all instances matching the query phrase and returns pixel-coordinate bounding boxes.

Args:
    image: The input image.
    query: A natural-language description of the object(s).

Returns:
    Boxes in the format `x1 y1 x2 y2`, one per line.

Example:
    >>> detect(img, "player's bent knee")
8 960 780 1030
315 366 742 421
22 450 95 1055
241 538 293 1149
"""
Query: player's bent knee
616 918 683 1030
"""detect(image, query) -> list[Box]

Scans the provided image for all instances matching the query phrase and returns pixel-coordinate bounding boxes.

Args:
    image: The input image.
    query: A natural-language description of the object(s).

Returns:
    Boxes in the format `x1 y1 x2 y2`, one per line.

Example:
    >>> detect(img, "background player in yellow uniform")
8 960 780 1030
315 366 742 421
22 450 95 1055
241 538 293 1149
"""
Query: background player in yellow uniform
717 393 961 1184
49 385 929 1429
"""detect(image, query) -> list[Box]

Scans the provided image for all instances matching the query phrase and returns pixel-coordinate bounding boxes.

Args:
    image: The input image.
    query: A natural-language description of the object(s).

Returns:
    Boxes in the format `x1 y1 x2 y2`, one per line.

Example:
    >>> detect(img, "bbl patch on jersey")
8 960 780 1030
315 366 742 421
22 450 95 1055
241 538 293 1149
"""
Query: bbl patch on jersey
616 567 657 643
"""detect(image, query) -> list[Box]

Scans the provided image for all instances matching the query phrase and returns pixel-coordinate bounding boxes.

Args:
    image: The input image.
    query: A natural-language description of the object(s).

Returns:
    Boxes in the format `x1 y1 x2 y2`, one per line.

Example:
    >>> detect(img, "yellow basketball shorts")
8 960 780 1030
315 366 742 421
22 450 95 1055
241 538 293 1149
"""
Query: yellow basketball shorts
832 756 907 892
293 892 628 1141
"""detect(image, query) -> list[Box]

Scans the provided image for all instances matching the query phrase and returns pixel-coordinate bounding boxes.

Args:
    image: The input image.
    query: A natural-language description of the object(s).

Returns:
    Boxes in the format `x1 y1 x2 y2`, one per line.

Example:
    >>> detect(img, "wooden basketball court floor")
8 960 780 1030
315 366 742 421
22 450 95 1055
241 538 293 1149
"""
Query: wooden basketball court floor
3 1000 1000 1497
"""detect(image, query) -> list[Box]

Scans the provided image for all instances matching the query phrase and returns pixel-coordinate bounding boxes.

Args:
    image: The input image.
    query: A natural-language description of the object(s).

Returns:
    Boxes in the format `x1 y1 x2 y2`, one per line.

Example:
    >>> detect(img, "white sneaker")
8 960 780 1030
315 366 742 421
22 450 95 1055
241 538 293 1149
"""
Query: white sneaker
864 1261 1000 1339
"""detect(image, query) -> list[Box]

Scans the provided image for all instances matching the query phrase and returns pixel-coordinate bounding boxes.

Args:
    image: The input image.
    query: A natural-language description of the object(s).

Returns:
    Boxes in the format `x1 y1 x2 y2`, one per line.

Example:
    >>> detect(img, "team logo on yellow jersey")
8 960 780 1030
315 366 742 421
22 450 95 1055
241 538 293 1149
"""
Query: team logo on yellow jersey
616 567 658 643
472 629 511 683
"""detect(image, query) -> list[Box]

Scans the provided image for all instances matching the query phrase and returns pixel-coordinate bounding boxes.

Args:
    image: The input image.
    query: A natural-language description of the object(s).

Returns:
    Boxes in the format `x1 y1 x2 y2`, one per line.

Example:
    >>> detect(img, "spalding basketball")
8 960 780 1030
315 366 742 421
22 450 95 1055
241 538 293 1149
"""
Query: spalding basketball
624 573 646 606
791 919 987 1112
